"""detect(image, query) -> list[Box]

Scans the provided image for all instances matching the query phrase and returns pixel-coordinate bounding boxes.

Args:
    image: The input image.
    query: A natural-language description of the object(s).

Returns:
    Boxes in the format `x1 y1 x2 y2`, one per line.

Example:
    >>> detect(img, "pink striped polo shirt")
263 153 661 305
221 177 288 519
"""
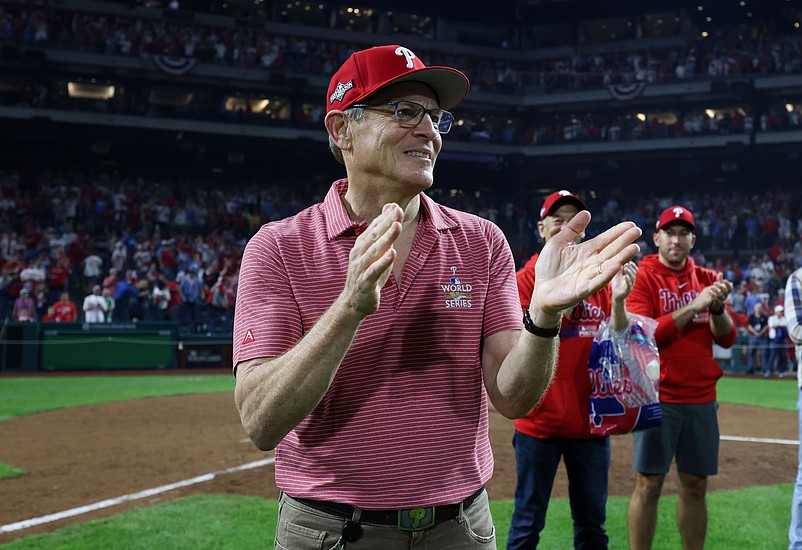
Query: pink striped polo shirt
233 179 522 509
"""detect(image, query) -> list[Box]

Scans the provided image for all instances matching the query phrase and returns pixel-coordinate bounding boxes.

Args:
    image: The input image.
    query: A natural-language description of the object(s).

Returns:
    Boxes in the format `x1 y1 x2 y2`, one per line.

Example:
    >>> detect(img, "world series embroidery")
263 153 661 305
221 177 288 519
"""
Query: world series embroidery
442 266 472 308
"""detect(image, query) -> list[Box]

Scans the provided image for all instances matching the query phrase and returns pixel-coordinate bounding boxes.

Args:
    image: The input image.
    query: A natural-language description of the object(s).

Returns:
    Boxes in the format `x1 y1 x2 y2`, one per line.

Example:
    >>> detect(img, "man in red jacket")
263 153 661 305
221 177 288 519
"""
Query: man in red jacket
53 291 78 322
626 205 736 550
507 190 637 549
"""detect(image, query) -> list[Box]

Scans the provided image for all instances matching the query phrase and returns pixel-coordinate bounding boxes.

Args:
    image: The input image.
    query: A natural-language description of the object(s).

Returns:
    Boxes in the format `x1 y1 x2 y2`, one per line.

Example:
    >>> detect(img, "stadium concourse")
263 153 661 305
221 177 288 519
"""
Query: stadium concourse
0 380 797 543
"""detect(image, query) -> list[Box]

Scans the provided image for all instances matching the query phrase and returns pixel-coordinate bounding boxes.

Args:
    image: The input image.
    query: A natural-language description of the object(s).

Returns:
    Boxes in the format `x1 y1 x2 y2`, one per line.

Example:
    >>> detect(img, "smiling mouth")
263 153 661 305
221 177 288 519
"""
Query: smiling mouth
406 151 432 160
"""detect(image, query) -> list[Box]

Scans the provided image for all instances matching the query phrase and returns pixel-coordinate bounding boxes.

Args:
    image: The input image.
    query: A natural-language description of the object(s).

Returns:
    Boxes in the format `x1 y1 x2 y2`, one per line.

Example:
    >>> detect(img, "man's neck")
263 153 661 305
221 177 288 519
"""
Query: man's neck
342 190 421 229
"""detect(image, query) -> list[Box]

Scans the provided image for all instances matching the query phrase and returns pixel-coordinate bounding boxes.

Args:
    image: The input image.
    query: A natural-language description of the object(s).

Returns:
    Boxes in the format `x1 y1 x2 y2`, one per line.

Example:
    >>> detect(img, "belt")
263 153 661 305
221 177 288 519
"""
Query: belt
290 486 485 531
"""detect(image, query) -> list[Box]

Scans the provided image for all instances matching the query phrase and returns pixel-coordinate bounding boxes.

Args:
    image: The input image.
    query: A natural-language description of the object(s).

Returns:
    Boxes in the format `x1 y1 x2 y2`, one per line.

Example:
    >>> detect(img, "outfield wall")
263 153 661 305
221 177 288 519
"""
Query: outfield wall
1 322 233 371
0 322 789 374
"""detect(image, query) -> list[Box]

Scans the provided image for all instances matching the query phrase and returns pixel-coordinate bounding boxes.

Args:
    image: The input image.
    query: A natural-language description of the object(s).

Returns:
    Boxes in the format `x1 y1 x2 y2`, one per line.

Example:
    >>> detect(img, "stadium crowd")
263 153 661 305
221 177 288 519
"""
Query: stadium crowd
2 1 802 97
3 2 802 147
1 164 801 342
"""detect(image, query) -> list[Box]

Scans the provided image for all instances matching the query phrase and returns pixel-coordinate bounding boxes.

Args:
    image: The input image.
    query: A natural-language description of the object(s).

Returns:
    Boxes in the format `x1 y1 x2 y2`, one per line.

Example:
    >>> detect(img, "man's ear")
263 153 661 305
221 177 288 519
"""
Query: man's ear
536 220 546 241
325 111 350 151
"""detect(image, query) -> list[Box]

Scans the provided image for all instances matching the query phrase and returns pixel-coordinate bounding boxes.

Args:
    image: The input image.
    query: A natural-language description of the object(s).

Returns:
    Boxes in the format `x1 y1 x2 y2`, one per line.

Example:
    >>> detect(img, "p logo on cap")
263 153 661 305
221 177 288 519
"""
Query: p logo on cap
655 205 695 231
326 45 470 113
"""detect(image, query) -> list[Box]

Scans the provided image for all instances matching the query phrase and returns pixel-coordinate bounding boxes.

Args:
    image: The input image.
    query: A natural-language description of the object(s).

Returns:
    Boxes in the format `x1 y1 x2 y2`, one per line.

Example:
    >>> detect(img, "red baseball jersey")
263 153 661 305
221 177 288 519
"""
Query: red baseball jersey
53 301 77 322
514 253 612 439
626 254 736 404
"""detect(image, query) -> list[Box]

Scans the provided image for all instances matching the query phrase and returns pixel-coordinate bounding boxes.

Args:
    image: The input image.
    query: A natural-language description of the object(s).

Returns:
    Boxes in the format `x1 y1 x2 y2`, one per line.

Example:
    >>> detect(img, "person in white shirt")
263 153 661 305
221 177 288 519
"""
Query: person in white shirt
786 267 802 550
82 253 103 289
83 285 108 323
767 305 790 378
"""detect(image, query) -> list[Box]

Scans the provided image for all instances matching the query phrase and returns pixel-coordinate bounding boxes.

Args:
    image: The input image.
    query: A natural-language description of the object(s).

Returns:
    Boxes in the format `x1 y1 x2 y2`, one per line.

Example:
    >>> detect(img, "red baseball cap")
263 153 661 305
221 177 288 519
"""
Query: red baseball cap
655 205 695 231
539 190 586 220
326 45 470 113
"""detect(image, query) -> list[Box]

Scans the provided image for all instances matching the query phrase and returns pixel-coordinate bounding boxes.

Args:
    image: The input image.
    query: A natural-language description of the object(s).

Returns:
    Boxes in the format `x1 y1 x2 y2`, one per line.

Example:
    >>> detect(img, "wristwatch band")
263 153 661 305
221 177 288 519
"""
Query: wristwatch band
523 309 560 338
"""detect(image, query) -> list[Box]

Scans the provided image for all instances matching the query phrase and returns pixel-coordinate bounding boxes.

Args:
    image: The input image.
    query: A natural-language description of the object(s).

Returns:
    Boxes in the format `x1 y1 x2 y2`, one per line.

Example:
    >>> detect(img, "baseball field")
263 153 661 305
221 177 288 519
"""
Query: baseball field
0 372 797 549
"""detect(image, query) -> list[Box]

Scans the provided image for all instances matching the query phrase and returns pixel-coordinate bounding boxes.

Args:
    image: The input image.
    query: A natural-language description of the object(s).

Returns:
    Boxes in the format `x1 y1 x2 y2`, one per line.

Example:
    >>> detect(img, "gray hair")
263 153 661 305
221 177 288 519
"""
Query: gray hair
328 106 366 165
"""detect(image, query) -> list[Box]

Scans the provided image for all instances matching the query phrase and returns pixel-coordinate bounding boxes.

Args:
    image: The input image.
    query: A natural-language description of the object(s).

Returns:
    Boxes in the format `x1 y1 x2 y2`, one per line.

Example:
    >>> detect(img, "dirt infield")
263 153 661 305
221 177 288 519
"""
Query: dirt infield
0 383 798 544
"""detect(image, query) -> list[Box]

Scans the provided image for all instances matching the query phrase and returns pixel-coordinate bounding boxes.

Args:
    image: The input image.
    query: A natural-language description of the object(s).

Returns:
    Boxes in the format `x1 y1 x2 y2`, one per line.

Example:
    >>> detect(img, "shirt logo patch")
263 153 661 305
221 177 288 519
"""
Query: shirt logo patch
442 267 472 308
330 80 354 104
242 329 255 345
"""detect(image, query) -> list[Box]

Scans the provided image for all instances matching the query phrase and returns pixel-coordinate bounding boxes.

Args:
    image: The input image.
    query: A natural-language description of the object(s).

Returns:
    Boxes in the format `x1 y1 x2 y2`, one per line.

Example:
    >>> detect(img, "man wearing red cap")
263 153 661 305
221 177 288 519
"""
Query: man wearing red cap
232 45 642 549
626 205 736 550
508 190 637 550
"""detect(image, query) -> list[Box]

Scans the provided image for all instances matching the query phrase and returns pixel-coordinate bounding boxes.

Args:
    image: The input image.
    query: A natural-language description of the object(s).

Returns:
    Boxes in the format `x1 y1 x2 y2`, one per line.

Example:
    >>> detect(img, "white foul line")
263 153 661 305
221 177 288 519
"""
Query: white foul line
721 435 799 446
0 457 275 534
1 435 798 535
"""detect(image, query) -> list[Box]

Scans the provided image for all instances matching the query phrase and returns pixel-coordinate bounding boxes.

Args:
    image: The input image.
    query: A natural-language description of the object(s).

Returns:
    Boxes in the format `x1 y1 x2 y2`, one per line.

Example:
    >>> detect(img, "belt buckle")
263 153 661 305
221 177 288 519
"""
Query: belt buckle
397 507 435 531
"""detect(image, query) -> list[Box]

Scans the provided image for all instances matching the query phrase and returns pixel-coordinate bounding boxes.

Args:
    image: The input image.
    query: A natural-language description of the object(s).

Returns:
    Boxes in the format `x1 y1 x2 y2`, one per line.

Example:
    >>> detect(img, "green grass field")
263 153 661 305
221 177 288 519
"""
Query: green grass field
0 374 797 549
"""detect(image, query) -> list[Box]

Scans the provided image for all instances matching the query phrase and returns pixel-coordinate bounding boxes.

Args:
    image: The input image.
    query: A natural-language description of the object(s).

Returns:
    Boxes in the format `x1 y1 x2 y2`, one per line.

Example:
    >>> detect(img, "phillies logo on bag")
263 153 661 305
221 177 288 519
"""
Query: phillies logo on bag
587 317 662 437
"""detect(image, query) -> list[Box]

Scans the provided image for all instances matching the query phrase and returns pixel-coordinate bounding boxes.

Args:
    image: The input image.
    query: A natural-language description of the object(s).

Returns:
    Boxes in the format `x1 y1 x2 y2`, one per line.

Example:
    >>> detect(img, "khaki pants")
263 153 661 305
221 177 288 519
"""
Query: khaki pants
275 490 495 549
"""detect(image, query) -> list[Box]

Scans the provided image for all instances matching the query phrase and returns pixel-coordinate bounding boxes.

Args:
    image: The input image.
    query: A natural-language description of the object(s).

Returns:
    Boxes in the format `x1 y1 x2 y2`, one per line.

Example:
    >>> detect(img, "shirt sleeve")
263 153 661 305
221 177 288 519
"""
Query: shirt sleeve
232 227 304 369
484 222 525 337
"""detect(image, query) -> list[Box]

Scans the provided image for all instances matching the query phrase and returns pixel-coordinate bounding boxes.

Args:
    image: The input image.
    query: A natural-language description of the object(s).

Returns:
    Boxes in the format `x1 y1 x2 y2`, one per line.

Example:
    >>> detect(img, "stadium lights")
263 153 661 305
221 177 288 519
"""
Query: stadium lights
67 82 115 100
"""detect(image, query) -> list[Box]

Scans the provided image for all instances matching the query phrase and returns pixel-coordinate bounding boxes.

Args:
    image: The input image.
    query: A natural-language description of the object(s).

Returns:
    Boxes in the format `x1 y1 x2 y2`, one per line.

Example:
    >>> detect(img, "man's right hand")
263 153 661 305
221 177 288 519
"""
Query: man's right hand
692 273 733 312
342 203 403 318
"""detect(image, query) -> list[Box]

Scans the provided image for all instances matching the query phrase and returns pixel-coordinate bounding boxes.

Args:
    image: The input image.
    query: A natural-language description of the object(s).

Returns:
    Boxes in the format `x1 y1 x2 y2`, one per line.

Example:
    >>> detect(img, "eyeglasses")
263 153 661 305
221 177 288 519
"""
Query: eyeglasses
350 100 454 134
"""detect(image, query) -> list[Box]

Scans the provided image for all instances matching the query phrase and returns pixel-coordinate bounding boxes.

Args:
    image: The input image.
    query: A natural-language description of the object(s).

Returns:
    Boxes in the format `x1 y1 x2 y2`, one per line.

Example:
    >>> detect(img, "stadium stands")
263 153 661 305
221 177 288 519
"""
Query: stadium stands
1 0 800 347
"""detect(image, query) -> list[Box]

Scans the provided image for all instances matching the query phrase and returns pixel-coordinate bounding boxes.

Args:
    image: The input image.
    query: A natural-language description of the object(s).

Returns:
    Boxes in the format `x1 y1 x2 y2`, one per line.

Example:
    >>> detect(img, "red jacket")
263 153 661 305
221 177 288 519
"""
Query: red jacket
513 253 612 439
53 301 78 322
627 254 736 404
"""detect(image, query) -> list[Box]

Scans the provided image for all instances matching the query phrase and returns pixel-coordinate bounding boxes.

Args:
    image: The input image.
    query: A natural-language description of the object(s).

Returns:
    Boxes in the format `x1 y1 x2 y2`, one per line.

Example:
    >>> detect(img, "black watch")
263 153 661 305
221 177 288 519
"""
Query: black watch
523 309 561 338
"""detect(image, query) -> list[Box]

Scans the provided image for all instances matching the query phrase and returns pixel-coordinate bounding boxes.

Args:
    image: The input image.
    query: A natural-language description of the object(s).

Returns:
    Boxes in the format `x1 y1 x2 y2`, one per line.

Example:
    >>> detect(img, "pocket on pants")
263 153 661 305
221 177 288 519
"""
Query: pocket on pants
275 520 327 550
275 495 338 550
461 492 496 545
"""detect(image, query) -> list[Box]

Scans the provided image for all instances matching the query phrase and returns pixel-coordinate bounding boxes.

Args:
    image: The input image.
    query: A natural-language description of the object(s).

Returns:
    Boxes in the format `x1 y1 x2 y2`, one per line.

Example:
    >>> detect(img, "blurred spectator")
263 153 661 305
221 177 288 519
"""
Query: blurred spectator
149 278 170 321
102 286 115 322
53 291 78 322
47 256 71 303
12 287 36 321
179 269 202 332
33 281 49 320
746 301 769 376
206 276 233 333
82 250 103 292
111 241 127 272
767 305 790 378
83 284 108 323
112 270 138 321
41 305 57 322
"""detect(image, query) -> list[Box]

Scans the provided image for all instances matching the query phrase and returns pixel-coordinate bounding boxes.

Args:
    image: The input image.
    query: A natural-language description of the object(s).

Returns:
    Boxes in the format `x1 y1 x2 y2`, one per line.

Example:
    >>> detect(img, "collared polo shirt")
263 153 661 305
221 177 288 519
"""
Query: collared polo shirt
233 179 521 509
